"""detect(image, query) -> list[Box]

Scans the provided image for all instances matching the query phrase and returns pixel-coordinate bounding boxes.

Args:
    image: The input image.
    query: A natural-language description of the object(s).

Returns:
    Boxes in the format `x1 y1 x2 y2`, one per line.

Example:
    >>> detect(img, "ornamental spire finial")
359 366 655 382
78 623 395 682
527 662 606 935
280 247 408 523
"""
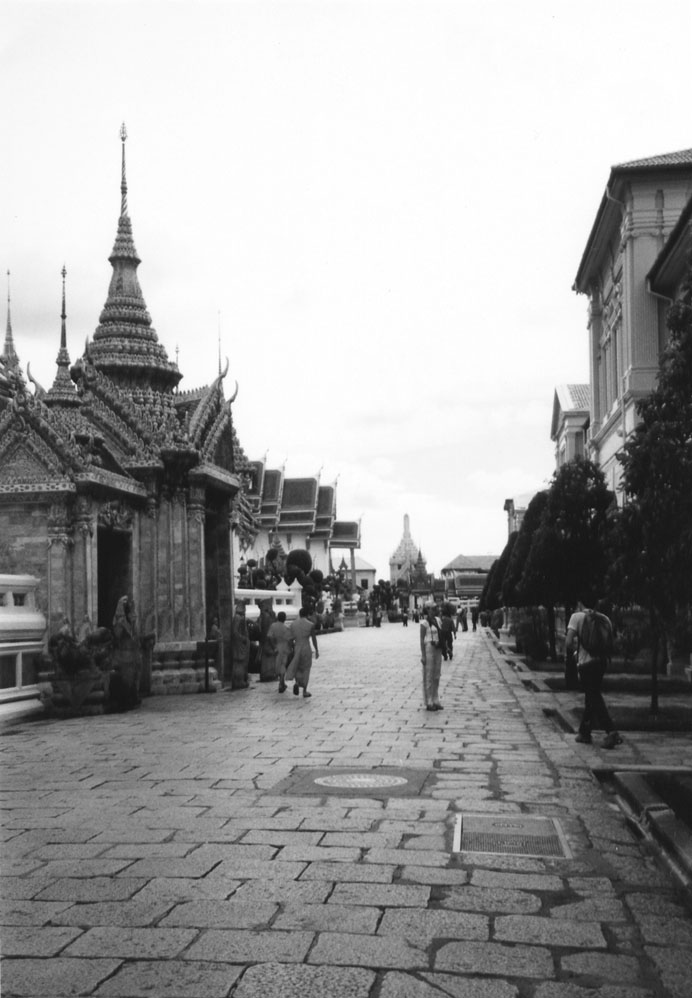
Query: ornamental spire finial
2 268 19 368
60 265 67 349
120 122 128 217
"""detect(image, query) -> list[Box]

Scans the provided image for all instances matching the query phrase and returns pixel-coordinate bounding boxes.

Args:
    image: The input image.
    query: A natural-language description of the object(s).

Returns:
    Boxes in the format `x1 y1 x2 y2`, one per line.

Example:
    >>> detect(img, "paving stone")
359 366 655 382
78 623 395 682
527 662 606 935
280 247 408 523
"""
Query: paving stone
330 882 431 907
567 877 618 895
308 931 425 969
548 898 626 921
637 916 692 945
33 843 112 859
2 957 121 996
435 940 555 977
49 899 175 927
399 866 469 886
94 958 242 996
494 914 607 948
318 831 402 848
136 876 240 901
299 861 395 882
1 925 83 956
100 841 199 858
380 972 519 997
231 963 376 998
625 892 689 918
115 855 223 878
363 847 448 867
184 928 314 963
378 907 488 945
214 858 307 879
559 952 642 982
231 879 332 904
601 855 662 886
239 829 324 846
440 885 542 914
34 877 147 902
63 926 196 958
276 844 362 863
534 984 653 997
0 876 54 900
470 869 564 891
0 898 74 924
159 899 279 928
644 945 692 998
274 902 380 934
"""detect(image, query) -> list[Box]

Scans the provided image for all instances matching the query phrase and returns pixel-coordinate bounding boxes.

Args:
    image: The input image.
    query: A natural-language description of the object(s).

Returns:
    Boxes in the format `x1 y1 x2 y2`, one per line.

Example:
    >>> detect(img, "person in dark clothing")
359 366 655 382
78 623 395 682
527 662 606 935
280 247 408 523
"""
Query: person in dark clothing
439 608 455 661
566 598 622 749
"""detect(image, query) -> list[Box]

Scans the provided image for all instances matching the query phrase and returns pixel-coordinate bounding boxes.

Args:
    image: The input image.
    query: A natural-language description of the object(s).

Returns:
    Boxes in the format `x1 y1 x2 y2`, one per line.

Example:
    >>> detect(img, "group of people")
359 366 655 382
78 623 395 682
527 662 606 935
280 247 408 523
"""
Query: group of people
418 596 622 749
230 601 319 699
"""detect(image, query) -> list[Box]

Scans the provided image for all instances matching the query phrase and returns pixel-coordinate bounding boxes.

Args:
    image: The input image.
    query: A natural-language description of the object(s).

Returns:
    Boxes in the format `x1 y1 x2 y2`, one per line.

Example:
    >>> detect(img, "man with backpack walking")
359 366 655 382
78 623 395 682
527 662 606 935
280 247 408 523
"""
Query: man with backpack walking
565 598 622 749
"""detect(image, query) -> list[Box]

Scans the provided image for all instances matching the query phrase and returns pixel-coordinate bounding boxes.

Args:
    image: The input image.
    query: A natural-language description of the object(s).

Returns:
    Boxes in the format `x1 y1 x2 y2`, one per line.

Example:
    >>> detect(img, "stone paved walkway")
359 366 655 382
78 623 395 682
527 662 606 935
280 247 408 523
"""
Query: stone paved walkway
2 625 691 997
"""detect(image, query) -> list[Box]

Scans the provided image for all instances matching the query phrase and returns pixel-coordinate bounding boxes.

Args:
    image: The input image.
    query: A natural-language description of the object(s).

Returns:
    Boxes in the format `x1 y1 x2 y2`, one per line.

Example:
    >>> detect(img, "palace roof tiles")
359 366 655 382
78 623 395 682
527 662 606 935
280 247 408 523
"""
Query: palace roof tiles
441 554 498 573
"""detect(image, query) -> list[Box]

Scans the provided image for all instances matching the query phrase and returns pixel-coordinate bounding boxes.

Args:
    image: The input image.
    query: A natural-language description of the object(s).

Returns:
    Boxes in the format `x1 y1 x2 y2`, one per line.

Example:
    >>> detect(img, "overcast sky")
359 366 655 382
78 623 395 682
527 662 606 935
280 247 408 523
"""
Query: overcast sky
2 0 690 577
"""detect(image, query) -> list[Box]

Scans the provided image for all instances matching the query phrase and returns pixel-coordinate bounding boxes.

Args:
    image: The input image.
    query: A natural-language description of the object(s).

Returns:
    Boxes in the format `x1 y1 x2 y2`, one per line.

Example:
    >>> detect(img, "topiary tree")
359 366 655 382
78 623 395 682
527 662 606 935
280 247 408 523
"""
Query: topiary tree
285 549 312 578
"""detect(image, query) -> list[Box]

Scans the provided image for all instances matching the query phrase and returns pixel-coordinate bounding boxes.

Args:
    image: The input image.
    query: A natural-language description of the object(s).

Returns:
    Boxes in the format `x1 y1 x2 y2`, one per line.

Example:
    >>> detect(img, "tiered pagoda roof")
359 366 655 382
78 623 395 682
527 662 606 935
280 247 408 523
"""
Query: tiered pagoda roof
73 126 181 395
0 126 249 508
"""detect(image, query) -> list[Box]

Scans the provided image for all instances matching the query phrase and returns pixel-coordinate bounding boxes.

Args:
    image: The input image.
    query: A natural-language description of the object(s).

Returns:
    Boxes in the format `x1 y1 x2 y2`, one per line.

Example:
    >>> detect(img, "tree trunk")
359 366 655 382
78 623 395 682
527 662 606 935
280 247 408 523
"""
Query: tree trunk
649 607 660 715
547 604 557 662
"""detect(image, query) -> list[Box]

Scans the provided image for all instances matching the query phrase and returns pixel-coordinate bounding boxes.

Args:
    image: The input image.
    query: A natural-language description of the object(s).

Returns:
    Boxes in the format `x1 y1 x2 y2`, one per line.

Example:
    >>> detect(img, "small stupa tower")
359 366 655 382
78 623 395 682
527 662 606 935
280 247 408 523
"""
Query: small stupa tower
389 513 421 584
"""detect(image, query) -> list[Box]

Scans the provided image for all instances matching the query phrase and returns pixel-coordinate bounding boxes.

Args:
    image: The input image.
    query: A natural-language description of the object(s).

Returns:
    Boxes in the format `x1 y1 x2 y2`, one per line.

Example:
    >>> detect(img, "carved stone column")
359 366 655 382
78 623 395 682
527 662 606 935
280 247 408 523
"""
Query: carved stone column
47 503 74 634
187 485 206 642
70 497 95 630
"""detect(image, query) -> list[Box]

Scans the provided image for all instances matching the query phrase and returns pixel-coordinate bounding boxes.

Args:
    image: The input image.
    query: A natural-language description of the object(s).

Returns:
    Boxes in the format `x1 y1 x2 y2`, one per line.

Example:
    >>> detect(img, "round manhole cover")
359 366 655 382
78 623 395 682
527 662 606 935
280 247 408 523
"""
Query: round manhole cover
314 773 409 789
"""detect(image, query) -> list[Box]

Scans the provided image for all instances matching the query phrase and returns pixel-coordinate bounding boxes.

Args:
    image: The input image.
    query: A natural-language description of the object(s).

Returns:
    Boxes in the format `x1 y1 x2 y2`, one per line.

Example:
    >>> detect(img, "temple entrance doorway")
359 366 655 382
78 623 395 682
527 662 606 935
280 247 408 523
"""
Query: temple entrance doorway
97 527 132 629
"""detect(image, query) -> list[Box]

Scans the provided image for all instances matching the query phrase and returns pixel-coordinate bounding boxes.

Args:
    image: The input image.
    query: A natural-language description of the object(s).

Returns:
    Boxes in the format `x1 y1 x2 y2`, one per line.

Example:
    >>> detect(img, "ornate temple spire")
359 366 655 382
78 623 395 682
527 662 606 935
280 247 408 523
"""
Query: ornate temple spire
46 266 79 407
80 124 181 394
1 269 20 369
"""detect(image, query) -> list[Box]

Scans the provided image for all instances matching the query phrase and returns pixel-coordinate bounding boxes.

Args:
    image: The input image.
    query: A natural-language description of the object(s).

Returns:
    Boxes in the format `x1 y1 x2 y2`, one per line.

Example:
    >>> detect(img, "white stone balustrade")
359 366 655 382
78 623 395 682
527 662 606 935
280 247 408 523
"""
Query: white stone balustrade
234 579 302 620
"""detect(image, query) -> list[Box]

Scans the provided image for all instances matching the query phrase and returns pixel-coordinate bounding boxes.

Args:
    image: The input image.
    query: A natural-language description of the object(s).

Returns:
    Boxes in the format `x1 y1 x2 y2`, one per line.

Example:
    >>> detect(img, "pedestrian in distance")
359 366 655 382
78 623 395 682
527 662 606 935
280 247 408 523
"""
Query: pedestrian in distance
286 606 319 698
471 603 479 632
401 607 409 627
440 607 455 661
460 605 468 632
565 598 622 749
267 611 293 694
258 599 277 682
420 602 443 711
230 600 250 690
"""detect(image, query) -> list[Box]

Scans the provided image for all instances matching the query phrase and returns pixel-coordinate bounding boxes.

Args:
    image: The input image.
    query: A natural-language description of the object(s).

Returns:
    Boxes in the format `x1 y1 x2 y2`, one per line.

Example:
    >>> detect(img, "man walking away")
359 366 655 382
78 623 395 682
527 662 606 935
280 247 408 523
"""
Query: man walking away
565 598 622 749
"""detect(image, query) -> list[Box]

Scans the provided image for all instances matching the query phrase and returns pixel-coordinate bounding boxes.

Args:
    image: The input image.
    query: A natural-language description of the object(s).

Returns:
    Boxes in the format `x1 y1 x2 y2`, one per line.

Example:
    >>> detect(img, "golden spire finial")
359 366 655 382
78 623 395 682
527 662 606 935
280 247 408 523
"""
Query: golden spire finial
120 122 128 217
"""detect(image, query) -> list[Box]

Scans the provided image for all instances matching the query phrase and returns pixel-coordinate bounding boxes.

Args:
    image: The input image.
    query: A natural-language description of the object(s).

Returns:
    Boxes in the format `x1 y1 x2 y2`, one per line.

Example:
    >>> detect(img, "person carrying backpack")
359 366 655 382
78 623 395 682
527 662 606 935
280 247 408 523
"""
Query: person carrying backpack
565 598 622 749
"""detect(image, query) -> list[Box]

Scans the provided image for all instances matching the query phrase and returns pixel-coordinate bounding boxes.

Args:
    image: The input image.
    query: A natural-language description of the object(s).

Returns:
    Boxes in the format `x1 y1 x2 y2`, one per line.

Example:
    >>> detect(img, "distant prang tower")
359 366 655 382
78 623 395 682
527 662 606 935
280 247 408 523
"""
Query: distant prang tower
389 513 425 584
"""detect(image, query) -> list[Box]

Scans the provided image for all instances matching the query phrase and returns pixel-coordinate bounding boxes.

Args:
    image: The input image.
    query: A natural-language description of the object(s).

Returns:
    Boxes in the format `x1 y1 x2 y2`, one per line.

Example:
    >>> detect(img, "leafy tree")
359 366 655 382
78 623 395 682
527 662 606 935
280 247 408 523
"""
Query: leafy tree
608 249 692 710
479 559 499 613
488 533 518 611
519 459 613 675
501 491 548 607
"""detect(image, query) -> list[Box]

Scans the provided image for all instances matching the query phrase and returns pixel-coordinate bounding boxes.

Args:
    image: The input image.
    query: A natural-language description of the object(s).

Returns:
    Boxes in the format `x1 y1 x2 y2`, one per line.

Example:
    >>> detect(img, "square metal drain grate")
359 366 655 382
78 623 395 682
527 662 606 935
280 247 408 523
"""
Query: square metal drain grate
270 767 432 797
453 814 570 858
